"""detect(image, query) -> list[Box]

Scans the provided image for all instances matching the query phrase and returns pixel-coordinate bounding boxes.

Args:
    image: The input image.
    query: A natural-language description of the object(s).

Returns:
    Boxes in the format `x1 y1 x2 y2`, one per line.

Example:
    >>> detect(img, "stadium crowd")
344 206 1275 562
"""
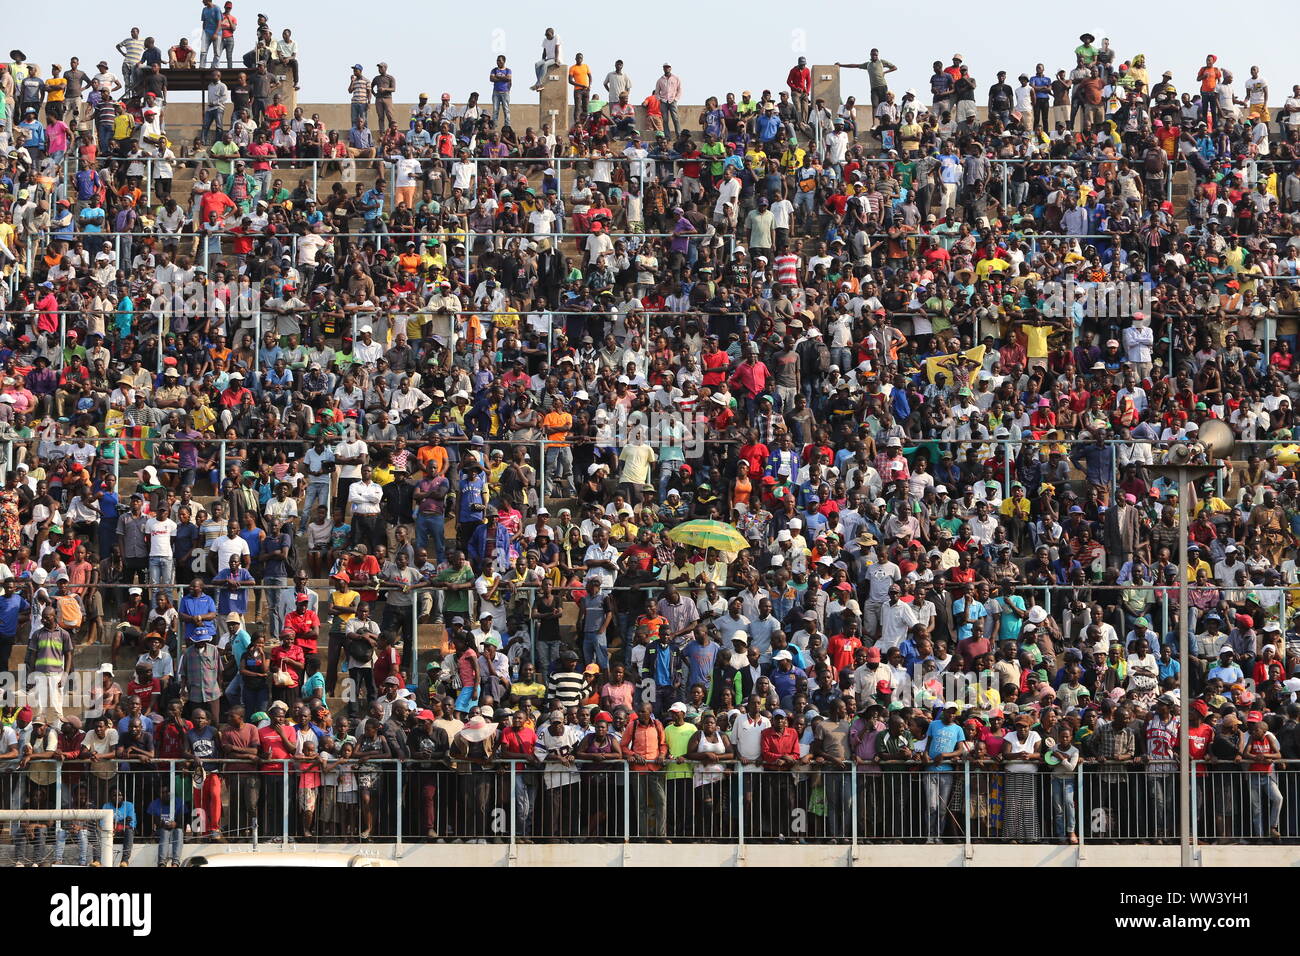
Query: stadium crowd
4 9 1300 859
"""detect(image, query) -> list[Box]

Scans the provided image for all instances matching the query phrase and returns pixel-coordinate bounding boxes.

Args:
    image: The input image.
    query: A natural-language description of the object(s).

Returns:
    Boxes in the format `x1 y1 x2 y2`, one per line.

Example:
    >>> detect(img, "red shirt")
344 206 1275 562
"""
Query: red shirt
828 633 862 673
126 677 160 709
285 609 321 654
760 726 800 768
270 643 305 688
1187 724 1214 776
258 723 299 775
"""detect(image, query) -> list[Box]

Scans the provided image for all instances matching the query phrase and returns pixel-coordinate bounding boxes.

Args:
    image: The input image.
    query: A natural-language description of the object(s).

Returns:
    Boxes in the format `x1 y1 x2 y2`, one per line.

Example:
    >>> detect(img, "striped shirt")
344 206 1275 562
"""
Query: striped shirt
119 36 145 66
349 75 371 105
546 669 586 708
27 627 73 673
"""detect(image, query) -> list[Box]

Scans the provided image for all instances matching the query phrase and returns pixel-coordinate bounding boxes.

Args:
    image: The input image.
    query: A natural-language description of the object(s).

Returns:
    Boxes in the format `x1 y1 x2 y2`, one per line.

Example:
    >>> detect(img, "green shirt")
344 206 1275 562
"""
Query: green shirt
436 564 475 614
700 141 726 177
664 721 697 780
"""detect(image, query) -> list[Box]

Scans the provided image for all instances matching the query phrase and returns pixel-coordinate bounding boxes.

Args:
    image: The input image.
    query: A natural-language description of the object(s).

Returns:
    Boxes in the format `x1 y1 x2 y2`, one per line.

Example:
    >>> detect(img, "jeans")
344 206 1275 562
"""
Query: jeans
220 37 235 69
657 459 687 499
149 556 175 598
1052 776 1077 838
200 32 220 67
544 445 573 489
515 772 539 836
492 91 511 128
662 101 680 137
304 481 331 520
1149 771 1176 840
922 772 954 841
1249 773 1283 836
351 102 369 127
96 824 133 865
56 824 95 865
633 772 667 837
263 576 289 637
822 769 849 838
202 106 224 144
534 58 557 84
156 825 183 865
415 513 446 562
583 630 609 670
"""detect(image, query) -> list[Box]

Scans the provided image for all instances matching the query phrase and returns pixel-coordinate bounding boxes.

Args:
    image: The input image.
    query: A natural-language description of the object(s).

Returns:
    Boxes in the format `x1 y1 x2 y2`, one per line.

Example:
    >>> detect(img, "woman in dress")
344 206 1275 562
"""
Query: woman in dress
0 472 22 552
1001 714 1043 843
687 711 733 839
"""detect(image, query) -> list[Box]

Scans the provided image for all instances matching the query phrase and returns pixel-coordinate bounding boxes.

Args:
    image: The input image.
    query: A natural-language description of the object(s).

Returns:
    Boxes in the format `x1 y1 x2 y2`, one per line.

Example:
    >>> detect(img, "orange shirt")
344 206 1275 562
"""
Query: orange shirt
542 410 572 445
569 63 592 90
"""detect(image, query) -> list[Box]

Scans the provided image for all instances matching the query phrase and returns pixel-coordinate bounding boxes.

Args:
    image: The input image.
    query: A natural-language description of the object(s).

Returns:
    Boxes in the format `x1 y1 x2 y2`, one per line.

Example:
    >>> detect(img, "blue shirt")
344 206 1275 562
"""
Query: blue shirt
0 593 30 636
926 720 965 770
952 597 987 642
213 568 254 614
201 5 221 35
104 800 137 828
179 592 218 642
682 640 720 690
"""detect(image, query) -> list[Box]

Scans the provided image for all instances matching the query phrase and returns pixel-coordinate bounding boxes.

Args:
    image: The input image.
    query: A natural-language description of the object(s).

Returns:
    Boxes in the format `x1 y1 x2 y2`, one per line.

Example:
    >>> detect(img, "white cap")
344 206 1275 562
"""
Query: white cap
359 325 373 334
935 485 949 495
788 518 802 530
668 702 689 713
776 530 792 542
574 389 589 400
770 554 785 566
1028 606 1048 624
731 631 749 644
817 555 834 566
773 650 793 662
1225 544 1238 553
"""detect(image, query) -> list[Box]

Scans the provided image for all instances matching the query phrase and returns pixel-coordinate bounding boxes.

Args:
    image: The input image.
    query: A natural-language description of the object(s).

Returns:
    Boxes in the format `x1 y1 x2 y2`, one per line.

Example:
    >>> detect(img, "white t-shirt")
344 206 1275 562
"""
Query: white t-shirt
144 517 177 558
393 157 423 188
213 533 251 569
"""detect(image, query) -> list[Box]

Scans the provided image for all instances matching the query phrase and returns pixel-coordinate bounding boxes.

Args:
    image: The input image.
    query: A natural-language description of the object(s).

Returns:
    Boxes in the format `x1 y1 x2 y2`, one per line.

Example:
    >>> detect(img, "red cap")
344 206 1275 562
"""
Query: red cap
1191 699 1209 717
864 646 881 663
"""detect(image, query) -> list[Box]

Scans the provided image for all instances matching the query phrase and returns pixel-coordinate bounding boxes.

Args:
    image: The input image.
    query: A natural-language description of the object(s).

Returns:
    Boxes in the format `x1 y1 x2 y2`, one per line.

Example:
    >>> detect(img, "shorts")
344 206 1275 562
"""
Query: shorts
455 686 480 713
298 787 318 812
85 592 103 621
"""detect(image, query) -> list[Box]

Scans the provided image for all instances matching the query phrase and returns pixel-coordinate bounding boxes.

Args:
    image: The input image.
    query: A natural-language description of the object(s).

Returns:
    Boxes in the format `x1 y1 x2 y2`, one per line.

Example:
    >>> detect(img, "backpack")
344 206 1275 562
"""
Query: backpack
55 596 83 631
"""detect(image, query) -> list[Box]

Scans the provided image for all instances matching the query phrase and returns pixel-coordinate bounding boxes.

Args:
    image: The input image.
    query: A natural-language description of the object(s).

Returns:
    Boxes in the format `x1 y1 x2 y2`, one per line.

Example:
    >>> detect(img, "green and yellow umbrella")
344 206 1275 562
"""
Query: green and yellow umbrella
666 519 751 554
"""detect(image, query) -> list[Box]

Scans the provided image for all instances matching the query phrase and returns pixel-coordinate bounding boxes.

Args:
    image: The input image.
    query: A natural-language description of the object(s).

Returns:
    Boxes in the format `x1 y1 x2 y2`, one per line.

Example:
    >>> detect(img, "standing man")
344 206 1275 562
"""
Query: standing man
26 607 73 725
654 63 682 137
348 63 371 129
489 55 512 129
371 62 396 133
568 53 591 126
218 2 237 70
203 69 229 144
786 57 812 122
199 0 221 68
530 27 562 91
837 50 897 110
604 59 631 101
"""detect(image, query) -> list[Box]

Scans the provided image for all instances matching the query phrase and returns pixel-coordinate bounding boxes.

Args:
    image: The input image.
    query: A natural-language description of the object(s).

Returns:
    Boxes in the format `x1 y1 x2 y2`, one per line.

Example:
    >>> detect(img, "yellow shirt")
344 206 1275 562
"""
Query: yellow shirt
1023 324 1051 359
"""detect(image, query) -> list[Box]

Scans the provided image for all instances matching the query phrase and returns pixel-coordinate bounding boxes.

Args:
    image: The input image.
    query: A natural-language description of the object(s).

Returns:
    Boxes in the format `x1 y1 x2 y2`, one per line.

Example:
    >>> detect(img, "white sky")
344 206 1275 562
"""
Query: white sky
9 0 1298 106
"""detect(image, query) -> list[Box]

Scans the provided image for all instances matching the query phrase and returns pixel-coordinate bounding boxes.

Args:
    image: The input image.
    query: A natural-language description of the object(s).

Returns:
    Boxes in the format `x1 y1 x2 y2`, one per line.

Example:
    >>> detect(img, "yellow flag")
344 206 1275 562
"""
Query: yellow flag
923 345 987 386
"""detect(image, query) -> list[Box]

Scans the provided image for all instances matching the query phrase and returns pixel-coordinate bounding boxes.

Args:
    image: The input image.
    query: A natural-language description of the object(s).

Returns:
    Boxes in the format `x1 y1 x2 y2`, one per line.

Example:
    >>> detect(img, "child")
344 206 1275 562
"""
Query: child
297 739 322 837
334 740 358 836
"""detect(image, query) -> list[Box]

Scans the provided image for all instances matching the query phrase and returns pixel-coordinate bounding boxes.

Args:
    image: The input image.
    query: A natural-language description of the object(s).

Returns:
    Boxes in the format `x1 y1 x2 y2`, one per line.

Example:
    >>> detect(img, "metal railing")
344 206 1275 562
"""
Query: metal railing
9 758 1294 856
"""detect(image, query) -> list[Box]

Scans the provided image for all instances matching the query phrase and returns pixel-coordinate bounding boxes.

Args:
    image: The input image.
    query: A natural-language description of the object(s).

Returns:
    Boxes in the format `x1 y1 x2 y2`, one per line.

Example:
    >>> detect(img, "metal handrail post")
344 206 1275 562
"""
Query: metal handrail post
395 761 403 852
281 760 290 847
963 760 972 860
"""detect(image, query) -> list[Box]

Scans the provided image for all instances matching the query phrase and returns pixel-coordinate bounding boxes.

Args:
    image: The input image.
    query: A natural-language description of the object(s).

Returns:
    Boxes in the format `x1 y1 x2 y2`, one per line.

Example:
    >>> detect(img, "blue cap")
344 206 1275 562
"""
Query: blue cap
772 708 788 718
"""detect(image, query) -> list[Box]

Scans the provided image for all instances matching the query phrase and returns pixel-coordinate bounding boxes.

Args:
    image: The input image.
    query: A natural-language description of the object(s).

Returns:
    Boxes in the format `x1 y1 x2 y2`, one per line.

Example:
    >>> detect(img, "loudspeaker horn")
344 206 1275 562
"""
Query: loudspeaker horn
1197 419 1235 459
